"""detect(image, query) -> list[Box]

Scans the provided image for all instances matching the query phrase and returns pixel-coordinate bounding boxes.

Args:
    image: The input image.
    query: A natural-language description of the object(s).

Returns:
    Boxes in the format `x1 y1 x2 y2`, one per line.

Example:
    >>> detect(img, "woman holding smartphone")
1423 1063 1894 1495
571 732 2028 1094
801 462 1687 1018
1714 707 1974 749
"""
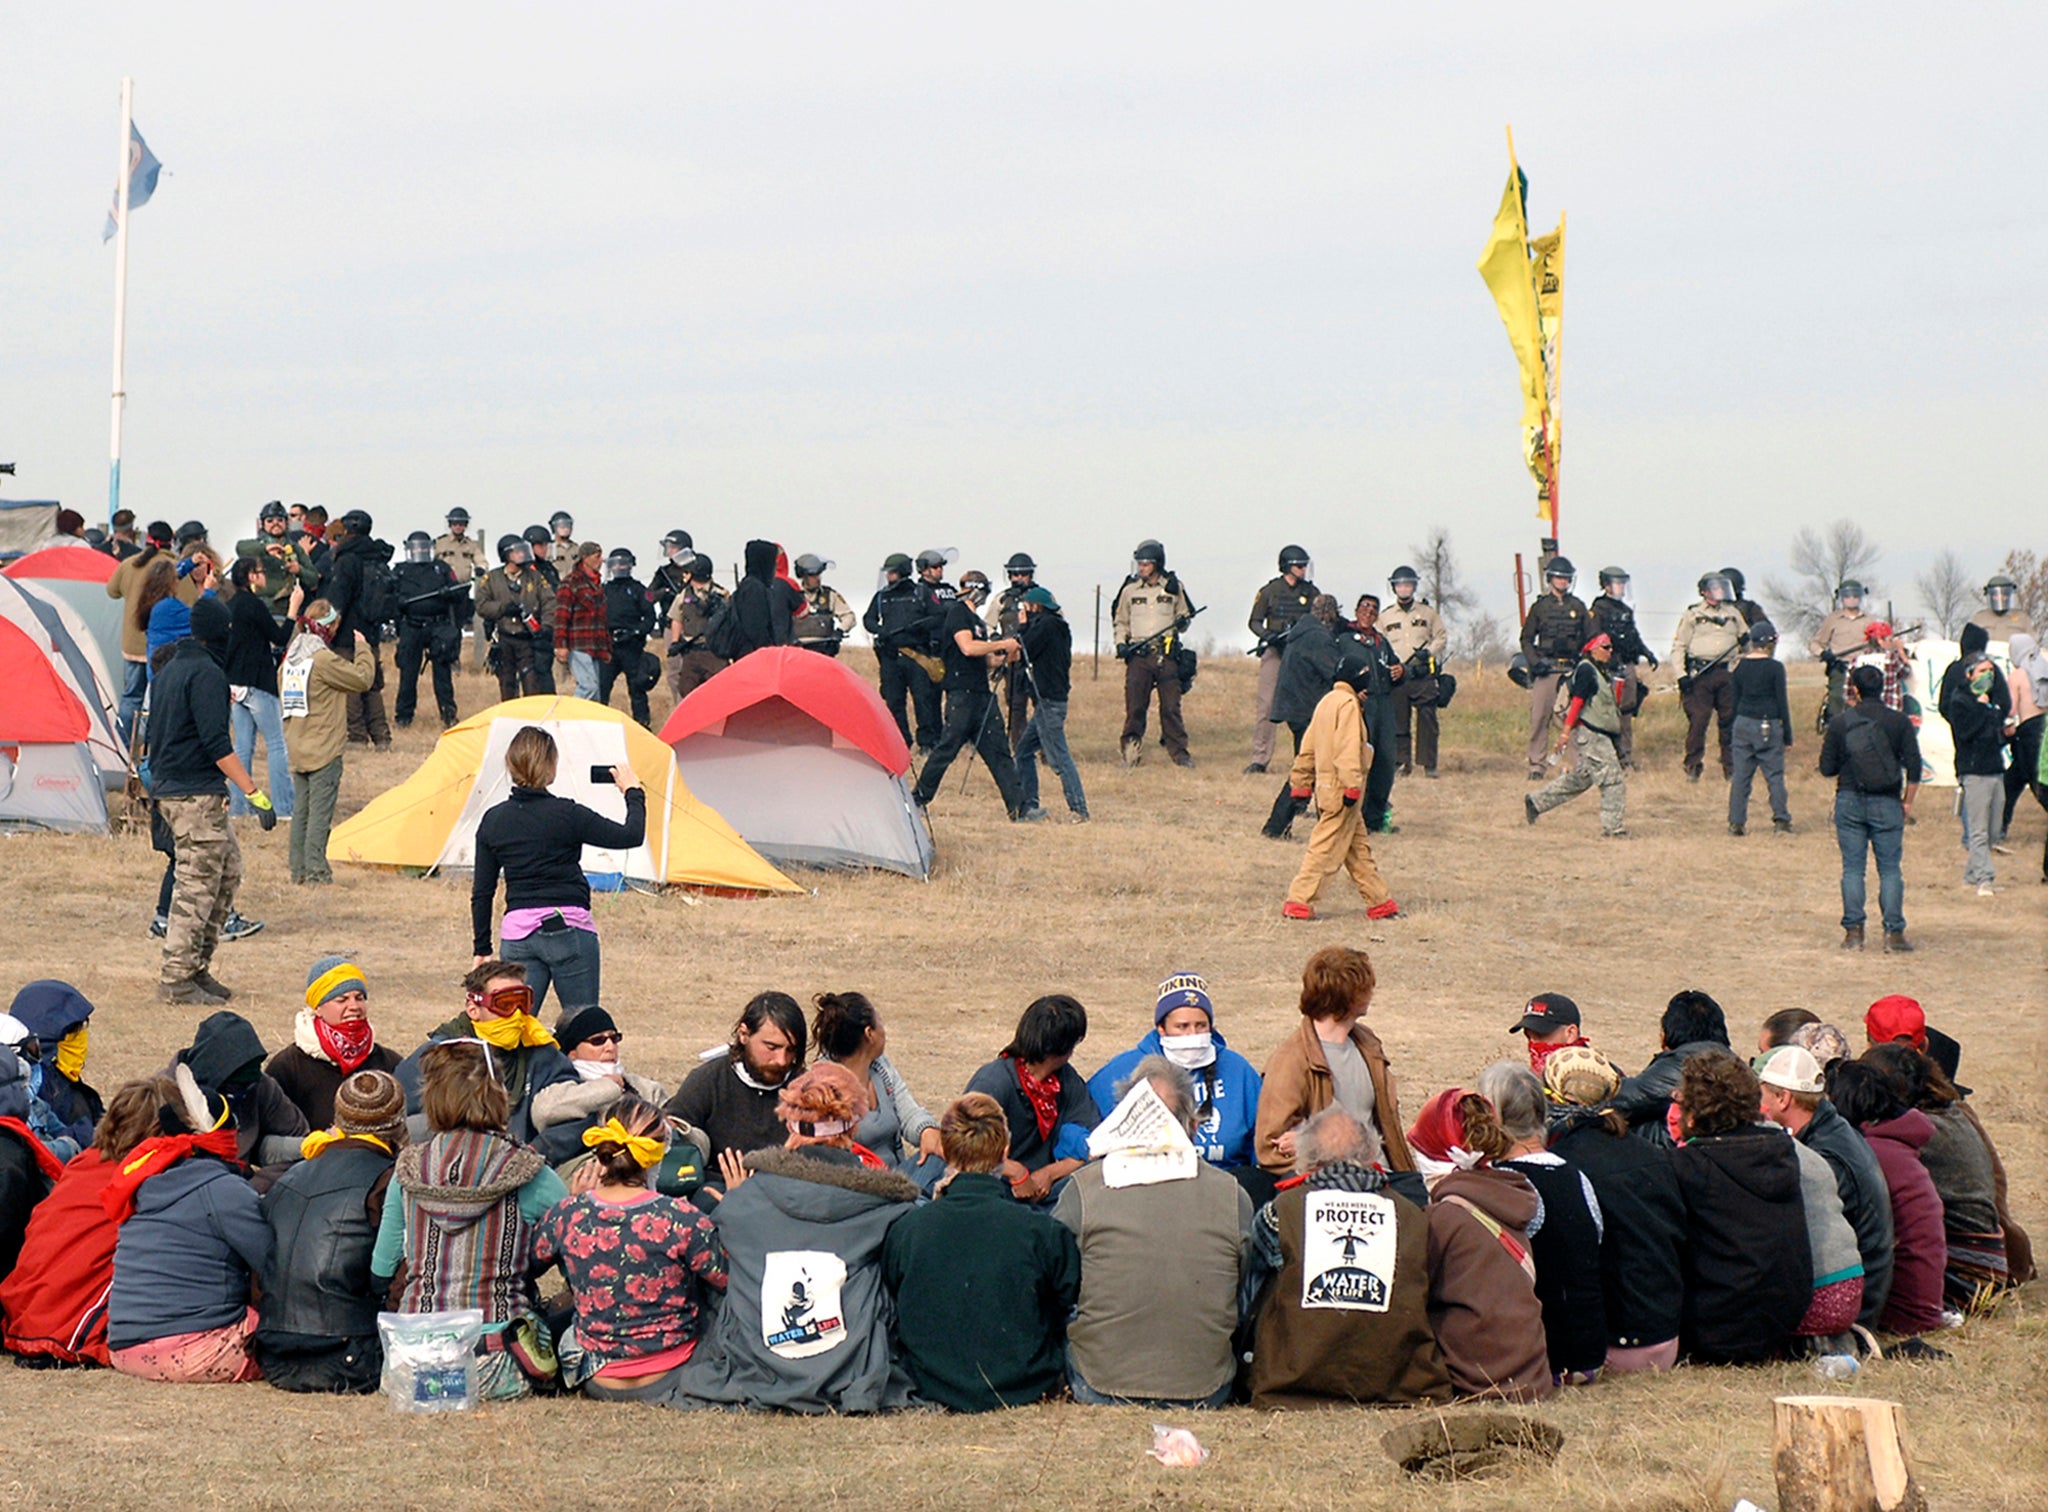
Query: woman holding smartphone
472 725 645 1012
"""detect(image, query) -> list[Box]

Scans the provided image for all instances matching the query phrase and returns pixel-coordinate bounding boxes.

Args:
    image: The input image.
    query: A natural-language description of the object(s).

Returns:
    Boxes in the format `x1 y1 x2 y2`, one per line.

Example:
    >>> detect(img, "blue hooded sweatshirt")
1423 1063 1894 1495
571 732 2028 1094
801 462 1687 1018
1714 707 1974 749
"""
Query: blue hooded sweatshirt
1080 1028 1263 1168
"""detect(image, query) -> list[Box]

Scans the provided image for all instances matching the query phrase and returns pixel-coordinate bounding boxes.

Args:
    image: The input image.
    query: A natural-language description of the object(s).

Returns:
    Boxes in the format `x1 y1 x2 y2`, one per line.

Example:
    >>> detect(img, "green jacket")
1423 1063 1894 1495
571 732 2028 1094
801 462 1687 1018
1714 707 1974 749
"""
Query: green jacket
235 535 322 617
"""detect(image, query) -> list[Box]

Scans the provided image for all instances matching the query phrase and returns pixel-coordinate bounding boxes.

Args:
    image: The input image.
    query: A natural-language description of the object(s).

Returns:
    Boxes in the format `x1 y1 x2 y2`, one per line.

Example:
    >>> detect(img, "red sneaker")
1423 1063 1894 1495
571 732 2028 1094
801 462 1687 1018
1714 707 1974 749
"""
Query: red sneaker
1280 901 1316 921
1366 899 1402 920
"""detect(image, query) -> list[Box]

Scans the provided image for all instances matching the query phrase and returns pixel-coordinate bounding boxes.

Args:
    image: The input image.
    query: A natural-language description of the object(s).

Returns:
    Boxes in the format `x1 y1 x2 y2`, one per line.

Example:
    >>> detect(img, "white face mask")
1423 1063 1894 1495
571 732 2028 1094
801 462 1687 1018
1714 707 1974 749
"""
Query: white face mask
573 1057 622 1081
1159 1032 1216 1070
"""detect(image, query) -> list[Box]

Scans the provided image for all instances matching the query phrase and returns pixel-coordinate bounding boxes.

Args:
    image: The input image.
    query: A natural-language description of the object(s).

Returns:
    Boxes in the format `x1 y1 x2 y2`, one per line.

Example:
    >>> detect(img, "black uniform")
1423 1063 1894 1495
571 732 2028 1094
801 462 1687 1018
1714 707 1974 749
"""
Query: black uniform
648 559 689 625
529 557 560 693
863 579 947 752
991 583 1033 750
599 574 661 727
908 600 1025 817
1589 593 1656 764
392 559 463 727
1261 617 1342 838
1348 628 1403 832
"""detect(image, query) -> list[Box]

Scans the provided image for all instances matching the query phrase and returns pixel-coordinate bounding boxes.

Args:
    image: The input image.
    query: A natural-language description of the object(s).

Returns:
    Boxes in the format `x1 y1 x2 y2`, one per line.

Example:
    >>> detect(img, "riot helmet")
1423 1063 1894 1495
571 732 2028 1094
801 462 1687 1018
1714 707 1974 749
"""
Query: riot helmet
1388 564 1419 602
1005 552 1036 577
258 500 288 526
175 520 208 548
1697 572 1732 603
1835 579 1866 608
497 534 531 566
1720 567 1748 599
549 510 574 536
1278 544 1312 578
793 553 829 579
1133 539 1167 572
606 548 637 580
523 524 551 549
445 506 471 527
685 553 715 583
1597 565 1631 598
403 530 434 564
659 529 693 560
882 552 914 581
1986 574 2018 613
1544 556 1577 592
339 509 373 537
914 548 950 575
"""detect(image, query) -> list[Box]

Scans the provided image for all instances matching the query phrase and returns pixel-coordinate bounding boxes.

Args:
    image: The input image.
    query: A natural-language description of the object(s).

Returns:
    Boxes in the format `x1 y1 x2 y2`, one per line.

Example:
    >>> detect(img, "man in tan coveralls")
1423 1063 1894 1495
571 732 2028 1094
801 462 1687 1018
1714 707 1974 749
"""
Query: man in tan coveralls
1280 647 1401 923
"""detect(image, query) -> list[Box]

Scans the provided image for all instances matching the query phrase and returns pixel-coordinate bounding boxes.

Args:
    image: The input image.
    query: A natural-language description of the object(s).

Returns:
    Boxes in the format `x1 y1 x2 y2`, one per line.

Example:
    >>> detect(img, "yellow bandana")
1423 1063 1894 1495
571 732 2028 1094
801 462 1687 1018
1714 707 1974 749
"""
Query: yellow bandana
305 962 368 1011
55 1025 88 1081
581 1117 666 1169
472 1011 556 1051
301 1129 394 1160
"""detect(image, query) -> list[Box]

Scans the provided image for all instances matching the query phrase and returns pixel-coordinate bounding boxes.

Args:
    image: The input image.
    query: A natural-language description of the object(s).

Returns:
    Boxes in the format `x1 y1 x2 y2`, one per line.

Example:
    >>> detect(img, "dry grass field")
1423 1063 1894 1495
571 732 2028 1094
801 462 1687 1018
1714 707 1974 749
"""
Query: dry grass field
1 647 2042 1511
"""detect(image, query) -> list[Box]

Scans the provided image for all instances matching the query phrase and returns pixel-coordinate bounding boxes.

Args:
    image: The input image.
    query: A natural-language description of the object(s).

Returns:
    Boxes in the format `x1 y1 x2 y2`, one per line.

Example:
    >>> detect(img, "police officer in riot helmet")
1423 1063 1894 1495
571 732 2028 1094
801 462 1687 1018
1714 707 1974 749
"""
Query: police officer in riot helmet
908 571 1031 821
1380 564 1449 778
546 510 578 573
392 530 462 728
1588 565 1657 768
597 548 660 727
987 552 1040 748
792 553 856 657
862 551 947 751
1111 538 1197 767
522 524 562 591
474 533 555 700
664 553 729 702
648 529 695 622
1246 545 1319 773
433 506 490 668
1809 578 1873 718
1670 570 1749 780
1518 555 1590 779
1721 566 1765 629
1971 573 2035 638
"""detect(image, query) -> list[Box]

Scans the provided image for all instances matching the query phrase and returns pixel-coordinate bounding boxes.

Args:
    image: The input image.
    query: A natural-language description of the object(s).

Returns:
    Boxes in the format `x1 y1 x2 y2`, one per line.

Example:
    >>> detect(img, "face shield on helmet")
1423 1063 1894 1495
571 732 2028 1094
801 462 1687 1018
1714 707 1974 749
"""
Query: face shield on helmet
1597 566 1630 600
1986 577 2017 613
914 548 956 578
793 553 829 579
1543 557 1577 594
404 532 434 565
1698 573 1732 604
1278 545 1312 579
659 529 692 562
549 511 574 537
606 549 636 580
505 540 533 567
1132 539 1166 577
1004 552 1036 578
1835 580 1865 610
878 552 914 590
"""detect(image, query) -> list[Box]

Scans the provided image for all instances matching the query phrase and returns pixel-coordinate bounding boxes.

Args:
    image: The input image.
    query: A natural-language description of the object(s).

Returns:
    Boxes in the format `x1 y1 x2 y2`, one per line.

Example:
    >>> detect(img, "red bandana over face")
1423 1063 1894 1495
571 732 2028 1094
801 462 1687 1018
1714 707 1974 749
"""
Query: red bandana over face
1009 1056 1062 1141
314 1016 377 1075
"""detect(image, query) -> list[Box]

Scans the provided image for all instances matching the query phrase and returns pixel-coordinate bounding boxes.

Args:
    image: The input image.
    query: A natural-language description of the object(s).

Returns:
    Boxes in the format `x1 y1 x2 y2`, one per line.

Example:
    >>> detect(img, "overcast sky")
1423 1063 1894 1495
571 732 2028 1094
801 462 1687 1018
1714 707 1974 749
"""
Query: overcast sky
6 4 2043 646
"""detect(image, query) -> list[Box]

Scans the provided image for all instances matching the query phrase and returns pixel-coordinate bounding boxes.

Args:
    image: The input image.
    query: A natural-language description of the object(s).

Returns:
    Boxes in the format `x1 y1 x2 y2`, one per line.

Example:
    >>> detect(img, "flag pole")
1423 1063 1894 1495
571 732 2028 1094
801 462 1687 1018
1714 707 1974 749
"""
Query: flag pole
109 76 134 521
1547 209 1565 542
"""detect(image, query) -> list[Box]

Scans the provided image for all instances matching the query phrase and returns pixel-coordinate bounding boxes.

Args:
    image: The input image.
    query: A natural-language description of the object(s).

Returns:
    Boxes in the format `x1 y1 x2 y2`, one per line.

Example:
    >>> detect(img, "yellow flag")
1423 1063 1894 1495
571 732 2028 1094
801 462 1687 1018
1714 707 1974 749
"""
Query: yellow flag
1476 160 1551 497
1529 219 1564 515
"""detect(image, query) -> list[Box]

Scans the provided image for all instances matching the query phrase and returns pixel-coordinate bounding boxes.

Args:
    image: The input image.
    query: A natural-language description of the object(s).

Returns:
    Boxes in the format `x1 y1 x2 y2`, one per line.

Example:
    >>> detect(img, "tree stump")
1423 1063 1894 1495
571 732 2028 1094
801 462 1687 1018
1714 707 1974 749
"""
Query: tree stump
1772 1396 1927 1512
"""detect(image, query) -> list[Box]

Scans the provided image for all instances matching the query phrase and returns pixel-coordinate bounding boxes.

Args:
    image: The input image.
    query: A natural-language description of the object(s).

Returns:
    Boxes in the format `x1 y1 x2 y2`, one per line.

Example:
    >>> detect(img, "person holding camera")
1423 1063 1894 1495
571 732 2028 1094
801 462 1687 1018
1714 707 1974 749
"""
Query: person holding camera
472 726 646 1013
476 535 556 701
1112 539 1197 768
233 501 320 627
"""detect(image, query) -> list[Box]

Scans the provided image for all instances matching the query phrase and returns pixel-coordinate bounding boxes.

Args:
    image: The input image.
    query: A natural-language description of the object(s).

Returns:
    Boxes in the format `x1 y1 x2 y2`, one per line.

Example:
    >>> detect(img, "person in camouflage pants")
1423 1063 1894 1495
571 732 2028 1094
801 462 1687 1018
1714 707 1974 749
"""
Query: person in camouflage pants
159 795 246 996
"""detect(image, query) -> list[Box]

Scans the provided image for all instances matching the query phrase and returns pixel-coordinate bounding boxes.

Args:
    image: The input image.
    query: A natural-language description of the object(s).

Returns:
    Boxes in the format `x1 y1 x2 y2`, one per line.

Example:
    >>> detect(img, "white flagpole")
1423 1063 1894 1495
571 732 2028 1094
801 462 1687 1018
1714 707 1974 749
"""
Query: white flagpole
109 76 134 520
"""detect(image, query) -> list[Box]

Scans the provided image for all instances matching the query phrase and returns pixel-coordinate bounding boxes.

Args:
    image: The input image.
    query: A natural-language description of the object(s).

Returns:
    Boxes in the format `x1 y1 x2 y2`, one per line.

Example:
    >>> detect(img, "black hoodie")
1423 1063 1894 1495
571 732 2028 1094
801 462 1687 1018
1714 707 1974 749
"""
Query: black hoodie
174 1012 310 1170
148 633 235 798
713 540 798 660
1671 1124 1811 1362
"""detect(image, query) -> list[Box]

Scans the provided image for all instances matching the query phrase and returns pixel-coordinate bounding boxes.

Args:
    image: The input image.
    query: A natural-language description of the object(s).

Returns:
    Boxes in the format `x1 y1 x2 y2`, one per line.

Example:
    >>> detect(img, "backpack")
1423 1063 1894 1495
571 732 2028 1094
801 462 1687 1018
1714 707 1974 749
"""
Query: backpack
357 542 398 627
1841 711 1899 794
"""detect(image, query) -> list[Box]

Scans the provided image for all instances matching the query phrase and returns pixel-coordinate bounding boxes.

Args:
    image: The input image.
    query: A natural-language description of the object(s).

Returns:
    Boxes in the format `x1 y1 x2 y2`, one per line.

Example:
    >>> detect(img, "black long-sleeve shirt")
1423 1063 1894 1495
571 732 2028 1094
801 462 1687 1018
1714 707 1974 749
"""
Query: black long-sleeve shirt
470 786 647 954
148 640 235 798
1017 612 1073 702
1731 657 1792 729
1820 700 1924 793
223 587 292 695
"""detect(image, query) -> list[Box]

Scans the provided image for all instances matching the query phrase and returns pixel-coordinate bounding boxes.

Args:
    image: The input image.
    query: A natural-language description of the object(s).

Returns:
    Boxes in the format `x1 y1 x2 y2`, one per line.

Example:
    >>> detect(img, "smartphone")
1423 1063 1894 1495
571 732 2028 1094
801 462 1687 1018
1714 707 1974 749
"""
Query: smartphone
589 764 615 785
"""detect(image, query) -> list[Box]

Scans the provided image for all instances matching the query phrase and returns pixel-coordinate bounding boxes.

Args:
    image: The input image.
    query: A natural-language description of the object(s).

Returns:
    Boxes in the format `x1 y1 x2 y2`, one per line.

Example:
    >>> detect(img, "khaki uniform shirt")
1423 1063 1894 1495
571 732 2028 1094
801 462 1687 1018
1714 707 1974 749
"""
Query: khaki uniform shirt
796 585 854 641
1808 607 1872 659
1670 599 1747 667
434 532 489 586
1112 573 1193 646
548 536 579 572
1969 607 2035 639
1380 599 1447 663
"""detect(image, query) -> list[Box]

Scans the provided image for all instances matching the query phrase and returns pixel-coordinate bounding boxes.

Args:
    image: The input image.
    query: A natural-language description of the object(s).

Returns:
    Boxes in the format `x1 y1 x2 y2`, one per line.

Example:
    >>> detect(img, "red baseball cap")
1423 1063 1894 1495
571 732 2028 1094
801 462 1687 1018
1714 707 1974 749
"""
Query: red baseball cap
1865 994 1926 1051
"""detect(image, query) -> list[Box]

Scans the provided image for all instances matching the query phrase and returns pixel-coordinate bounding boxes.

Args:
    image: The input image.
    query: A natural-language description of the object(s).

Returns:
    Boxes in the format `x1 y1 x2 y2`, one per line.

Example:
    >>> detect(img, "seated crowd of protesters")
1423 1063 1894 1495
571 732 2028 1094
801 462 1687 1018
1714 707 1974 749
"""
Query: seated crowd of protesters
0 951 2030 1410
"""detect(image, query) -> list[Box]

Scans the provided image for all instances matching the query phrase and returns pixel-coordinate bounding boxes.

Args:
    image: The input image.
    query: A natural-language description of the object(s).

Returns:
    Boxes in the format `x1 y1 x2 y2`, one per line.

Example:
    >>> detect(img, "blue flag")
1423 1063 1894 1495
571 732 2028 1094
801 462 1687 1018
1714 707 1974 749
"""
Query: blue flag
103 124 163 242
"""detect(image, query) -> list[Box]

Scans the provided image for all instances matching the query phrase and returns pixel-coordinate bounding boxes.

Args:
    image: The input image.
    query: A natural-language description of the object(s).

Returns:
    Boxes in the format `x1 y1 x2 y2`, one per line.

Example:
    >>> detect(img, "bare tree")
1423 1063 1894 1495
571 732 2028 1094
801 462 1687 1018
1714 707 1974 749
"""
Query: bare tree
1761 520 1883 645
1408 527 1478 621
1913 549 1974 637
1999 548 2047 629
1451 612 1514 666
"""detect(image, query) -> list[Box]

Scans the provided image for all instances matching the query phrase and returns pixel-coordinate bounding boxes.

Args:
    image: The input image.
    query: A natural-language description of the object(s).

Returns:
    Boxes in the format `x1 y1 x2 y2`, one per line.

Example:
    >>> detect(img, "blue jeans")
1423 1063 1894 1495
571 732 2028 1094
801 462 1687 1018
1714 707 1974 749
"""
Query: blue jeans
1015 699 1088 816
501 922 602 1012
230 689 293 816
118 659 148 746
568 651 600 701
1066 1353 1232 1409
1834 789 1905 933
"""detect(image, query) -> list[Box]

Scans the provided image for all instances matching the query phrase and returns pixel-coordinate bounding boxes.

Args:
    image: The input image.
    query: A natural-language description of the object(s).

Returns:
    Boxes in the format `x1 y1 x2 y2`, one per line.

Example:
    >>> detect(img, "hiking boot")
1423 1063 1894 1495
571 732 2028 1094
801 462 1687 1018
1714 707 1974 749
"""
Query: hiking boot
1686 768 1702 783
1424 768 1438 779
1601 829 1632 839
1526 770 1544 782
220 910 265 943
1120 736 1141 769
1883 930 1915 954
1774 818 1795 834
1262 825 1293 842
148 914 168 939
194 970 235 1002
1243 762 1267 775
1171 751 1196 768
394 717 413 729
1011 806 1046 823
1366 899 1401 921
160 977 230 1008
1067 811 1090 824
1884 1336 1951 1362
1525 796 1540 826
1729 823 1746 837
1841 925 1864 950
1280 901 1317 921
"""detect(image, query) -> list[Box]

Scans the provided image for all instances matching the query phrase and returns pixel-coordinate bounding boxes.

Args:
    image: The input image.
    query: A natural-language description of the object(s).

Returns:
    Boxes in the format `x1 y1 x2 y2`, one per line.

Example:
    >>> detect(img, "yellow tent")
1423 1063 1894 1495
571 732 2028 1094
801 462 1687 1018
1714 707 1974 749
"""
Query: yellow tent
327 695 803 895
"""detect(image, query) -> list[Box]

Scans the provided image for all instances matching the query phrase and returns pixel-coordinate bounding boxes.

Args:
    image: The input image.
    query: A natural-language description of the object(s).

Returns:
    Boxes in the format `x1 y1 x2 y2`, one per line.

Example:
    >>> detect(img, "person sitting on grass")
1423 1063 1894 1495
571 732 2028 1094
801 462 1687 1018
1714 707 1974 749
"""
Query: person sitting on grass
106 1067 269 1384
396 960 576 1147
173 1011 309 1187
1862 1040 2029 1303
253 1070 408 1393
1407 1087 1550 1403
1506 991 1601 1081
374 1041 567 1402
1088 971 1266 1200
1611 989 1733 1145
532 1095 728 1403
965 994 1100 1204
0 1078 166 1367
674 1063 921 1414
1480 1060 1609 1386
1541 1046 1686 1374
265 956 404 1129
1670 1051 1811 1364
1244 1104 1449 1410
882 1092 1082 1412
1756 1047 1868 1358
5 981 101 1155
665 992 807 1183
0 1047 64 1283
813 991 946 1188
1825 1060 1950 1358
1053 1057 1254 1410
1757 1006 1821 1056
531 1005 692 1171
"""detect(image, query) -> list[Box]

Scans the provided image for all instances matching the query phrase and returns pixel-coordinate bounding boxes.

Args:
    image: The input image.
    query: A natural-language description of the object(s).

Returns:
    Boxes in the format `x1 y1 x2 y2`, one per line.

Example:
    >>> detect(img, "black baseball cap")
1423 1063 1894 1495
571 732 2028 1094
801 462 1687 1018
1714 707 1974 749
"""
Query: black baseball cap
1510 992 1580 1035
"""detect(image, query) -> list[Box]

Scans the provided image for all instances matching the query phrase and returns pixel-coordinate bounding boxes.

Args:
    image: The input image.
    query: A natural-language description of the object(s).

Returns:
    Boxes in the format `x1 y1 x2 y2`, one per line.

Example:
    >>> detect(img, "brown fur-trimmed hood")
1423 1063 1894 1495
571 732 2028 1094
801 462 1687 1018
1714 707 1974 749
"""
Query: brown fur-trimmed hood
743 1144 920 1206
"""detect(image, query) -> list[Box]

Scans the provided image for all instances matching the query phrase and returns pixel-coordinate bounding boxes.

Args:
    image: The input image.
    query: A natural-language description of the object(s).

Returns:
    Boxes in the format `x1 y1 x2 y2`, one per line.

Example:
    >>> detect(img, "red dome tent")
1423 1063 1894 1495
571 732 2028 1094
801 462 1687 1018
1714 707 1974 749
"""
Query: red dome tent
0 618 109 833
658 647 934 879
4 546 124 681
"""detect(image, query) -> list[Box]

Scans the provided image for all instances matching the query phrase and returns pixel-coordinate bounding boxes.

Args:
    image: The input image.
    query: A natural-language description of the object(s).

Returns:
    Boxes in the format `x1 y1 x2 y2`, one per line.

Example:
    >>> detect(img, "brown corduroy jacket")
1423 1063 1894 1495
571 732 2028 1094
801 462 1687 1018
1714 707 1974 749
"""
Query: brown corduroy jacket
1255 1017 1412 1175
